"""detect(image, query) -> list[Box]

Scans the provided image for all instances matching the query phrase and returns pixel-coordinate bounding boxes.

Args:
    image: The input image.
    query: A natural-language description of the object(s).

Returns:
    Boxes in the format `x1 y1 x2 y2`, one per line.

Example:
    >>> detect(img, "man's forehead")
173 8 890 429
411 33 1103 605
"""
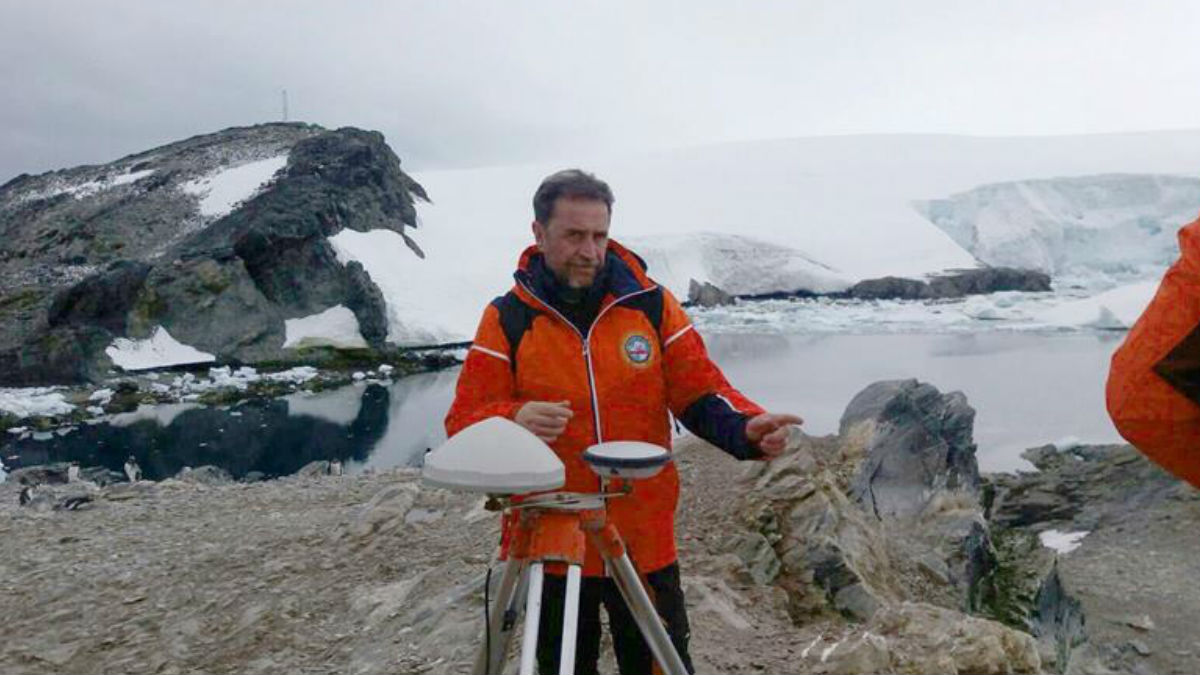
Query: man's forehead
550 197 610 227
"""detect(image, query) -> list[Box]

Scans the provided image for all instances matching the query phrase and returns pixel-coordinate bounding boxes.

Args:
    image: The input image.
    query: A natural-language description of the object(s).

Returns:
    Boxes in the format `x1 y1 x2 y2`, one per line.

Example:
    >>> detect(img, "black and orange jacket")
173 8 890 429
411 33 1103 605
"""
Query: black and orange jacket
445 239 766 576
1107 214 1200 488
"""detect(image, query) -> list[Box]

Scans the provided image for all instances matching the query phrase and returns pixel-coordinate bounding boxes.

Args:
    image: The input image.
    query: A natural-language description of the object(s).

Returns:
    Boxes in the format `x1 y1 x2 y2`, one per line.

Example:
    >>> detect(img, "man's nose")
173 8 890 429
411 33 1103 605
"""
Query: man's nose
581 239 602 262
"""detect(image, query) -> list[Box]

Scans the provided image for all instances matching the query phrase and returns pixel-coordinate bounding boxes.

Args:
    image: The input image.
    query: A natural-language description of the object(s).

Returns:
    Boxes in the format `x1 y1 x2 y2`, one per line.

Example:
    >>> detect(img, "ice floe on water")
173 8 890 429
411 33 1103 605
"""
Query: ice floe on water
0 387 75 418
688 282 1159 336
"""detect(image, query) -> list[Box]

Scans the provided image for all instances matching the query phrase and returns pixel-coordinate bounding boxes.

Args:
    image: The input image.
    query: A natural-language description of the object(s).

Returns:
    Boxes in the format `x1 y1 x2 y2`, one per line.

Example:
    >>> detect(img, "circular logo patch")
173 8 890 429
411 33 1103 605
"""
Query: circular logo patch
624 334 652 364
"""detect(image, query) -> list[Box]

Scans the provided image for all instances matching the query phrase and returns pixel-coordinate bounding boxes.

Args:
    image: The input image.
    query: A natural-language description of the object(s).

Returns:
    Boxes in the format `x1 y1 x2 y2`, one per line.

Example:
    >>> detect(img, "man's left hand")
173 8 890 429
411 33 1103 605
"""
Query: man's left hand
746 413 804 459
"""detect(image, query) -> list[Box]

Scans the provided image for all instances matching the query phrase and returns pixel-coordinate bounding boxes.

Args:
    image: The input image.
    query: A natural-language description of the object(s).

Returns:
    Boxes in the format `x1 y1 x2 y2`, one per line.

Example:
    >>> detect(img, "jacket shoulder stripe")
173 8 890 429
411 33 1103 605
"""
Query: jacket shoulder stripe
470 344 510 363
664 324 694 347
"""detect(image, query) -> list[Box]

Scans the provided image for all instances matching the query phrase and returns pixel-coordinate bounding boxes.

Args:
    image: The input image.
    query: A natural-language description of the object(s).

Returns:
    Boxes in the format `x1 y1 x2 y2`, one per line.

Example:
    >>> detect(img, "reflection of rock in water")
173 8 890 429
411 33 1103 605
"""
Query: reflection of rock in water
1 384 390 480
704 332 800 361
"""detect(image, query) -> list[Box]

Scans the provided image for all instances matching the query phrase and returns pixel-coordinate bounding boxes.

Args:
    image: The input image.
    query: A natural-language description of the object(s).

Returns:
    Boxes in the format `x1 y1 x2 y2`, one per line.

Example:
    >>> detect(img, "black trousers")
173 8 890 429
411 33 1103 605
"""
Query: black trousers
535 562 695 675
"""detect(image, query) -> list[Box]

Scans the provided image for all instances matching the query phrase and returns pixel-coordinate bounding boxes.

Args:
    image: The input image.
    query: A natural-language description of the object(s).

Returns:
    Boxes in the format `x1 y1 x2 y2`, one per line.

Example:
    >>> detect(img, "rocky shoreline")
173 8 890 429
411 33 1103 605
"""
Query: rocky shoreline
1 379 1196 674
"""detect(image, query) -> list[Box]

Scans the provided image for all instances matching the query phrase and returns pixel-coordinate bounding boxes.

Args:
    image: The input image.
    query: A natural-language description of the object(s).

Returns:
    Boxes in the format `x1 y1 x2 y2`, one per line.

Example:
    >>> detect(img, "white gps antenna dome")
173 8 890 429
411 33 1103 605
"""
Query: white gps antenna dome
582 441 671 480
422 417 566 494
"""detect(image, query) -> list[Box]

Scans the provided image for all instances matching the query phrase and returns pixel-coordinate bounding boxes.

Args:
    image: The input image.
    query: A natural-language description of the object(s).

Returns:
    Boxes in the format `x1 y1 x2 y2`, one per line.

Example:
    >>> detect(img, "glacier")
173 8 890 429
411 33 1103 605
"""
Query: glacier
321 132 1200 344
917 174 1200 279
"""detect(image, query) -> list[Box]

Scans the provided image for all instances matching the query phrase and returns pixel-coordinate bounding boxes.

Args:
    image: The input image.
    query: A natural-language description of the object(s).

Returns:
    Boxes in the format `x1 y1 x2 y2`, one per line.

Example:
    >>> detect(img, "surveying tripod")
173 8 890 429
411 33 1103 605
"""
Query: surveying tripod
472 481 689 675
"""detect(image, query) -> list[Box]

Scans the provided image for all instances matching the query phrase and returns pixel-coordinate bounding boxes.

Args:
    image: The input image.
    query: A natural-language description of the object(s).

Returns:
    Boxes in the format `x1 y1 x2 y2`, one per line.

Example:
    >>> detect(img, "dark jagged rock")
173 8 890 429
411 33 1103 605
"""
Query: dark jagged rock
843 267 1052 301
840 379 980 519
984 443 1200 674
47 260 152 333
0 124 427 385
1031 562 1086 672
687 279 735 307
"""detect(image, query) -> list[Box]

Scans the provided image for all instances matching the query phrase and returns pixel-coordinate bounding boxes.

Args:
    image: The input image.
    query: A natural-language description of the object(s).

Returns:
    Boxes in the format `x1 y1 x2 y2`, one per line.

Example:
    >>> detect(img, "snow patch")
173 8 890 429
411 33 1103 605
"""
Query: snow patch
1039 529 1089 555
182 154 288 218
14 168 156 204
0 388 75 418
106 326 217 371
283 305 369 349
1053 436 1083 452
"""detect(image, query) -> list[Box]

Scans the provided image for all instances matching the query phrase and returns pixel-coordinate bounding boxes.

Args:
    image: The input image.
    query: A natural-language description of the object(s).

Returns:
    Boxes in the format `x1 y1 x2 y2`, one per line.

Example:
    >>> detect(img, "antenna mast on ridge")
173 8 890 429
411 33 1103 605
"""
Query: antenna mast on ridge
282 89 289 122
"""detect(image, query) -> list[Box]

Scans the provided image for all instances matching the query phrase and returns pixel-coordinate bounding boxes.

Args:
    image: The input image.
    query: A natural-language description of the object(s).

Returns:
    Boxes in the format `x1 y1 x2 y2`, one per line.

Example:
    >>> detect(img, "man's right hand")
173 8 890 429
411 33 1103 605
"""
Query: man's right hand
515 400 574 443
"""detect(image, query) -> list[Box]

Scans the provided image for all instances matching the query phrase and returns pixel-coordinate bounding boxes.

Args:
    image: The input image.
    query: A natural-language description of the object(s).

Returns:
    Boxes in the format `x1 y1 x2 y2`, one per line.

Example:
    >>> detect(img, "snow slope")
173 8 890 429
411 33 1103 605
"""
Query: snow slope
336 131 1200 344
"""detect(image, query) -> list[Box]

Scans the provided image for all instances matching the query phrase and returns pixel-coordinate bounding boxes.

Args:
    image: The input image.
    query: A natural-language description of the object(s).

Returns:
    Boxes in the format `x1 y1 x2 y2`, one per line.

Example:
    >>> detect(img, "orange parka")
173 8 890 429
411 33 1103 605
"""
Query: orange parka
1107 214 1200 488
445 240 766 576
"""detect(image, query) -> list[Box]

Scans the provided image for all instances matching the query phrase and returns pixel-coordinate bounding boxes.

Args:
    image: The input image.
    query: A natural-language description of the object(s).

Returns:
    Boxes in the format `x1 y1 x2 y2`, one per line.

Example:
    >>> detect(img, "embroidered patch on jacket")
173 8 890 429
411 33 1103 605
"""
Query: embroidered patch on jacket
623 334 653 365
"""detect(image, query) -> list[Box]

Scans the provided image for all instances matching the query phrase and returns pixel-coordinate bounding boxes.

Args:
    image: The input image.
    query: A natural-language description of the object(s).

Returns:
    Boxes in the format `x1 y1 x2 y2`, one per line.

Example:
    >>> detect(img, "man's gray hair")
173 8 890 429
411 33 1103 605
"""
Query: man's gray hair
532 169 614 224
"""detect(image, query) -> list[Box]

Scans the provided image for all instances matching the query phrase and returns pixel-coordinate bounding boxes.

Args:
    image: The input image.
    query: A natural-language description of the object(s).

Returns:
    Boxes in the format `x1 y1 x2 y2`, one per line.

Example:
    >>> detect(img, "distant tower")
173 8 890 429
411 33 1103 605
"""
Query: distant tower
282 89 289 122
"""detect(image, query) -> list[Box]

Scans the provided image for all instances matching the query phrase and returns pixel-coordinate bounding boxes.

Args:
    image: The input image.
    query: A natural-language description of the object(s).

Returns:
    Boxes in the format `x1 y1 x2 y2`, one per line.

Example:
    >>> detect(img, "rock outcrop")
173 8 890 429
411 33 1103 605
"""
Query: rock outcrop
0 123 428 385
985 443 1200 674
844 267 1052 301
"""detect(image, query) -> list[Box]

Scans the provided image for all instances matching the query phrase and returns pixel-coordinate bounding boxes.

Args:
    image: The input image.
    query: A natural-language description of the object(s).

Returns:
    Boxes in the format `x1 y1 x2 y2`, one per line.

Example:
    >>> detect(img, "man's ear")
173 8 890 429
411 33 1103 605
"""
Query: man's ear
532 220 547 250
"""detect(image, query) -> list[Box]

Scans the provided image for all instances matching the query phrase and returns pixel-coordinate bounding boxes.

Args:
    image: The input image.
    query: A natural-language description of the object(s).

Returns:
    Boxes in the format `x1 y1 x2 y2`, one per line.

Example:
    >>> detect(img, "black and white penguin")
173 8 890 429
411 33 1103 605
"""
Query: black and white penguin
329 458 343 476
67 461 81 483
124 455 142 483
55 494 93 511
19 485 34 506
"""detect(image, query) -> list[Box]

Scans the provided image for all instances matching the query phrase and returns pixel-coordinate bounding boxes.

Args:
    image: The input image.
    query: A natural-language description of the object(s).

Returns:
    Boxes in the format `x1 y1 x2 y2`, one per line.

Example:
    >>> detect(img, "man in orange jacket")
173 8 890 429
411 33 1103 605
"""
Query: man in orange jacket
1107 214 1200 488
445 169 801 674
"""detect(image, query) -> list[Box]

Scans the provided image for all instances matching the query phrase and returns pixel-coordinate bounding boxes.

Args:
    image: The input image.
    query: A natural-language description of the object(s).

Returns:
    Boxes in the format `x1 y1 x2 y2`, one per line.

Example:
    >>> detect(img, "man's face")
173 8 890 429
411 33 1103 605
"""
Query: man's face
533 197 610 289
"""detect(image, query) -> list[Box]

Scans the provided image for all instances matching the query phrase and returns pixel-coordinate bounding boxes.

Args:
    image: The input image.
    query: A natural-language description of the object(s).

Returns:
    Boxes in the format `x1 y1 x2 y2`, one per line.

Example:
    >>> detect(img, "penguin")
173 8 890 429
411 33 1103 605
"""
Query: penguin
329 458 343 476
55 494 93 511
124 456 142 483
19 485 34 506
67 461 81 483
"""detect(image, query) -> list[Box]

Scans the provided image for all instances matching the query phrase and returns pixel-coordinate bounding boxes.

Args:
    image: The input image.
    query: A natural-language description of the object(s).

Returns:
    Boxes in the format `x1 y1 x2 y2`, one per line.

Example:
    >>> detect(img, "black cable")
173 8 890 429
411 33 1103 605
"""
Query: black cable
484 565 492 674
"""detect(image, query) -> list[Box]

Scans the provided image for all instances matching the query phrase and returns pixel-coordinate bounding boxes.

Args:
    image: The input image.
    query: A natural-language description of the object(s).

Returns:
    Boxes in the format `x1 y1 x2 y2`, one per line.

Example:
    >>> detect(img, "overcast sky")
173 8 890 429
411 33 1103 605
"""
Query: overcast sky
2 1 1199 182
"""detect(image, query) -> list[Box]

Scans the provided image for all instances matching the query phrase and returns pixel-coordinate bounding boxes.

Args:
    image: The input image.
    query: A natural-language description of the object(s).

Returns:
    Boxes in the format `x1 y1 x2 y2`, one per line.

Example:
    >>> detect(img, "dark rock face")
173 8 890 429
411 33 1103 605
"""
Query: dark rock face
844 267 1052 301
987 443 1181 531
841 379 981 519
0 124 427 385
1031 562 1086 672
687 279 735 307
984 443 1200 674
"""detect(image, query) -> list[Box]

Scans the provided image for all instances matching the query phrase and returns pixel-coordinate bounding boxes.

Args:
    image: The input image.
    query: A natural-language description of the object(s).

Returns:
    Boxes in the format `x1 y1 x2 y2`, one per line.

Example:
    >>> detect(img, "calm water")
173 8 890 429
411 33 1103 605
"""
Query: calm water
2 332 1127 478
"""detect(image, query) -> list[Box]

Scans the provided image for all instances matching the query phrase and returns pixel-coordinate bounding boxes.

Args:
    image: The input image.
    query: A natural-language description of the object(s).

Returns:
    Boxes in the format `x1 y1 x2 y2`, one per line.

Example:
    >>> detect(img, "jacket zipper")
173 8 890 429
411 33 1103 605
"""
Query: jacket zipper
516 280 657 444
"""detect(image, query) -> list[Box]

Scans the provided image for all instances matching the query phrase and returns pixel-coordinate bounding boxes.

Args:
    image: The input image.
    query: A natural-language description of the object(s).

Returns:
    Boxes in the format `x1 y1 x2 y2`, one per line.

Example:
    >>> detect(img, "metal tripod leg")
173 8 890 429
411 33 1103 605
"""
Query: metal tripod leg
473 558 527 675
518 562 545 675
558 564 582 675
607 552 690 675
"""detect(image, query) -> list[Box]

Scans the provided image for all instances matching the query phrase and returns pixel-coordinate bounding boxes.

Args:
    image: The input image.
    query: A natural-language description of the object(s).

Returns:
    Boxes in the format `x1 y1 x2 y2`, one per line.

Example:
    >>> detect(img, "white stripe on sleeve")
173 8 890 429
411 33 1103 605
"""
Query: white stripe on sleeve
470 344 510 363
664 324 695 347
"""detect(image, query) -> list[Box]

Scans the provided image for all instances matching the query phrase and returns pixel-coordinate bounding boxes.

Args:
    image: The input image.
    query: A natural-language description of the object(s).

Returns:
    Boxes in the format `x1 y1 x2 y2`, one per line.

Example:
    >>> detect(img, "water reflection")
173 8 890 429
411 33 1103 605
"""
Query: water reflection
3 384 391 480
1 333 1132 480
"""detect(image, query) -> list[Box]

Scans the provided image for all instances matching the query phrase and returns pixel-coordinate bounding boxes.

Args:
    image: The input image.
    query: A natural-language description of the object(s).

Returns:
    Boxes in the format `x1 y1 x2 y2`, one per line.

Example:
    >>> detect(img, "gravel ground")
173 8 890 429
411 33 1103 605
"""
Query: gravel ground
0 438 824 674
